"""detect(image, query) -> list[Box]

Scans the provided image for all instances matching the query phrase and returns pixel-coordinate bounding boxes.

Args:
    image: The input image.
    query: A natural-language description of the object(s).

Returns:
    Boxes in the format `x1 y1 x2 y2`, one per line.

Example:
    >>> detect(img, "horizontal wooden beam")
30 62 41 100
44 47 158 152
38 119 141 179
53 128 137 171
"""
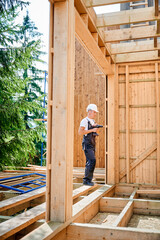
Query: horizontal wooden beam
67 223 160 240
105 25 159 43
111 40 160 55
137 190 160 195
116 50 160 63
97 7 160 28
100 197 128 212
84 0 140 7
75 9 114 74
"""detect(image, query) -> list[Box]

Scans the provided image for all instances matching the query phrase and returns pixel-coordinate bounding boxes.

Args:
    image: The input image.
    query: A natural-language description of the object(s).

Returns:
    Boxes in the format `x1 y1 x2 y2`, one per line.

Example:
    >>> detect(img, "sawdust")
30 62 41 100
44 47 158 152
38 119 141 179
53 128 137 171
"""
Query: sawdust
89 212 118 226
128 214 160 230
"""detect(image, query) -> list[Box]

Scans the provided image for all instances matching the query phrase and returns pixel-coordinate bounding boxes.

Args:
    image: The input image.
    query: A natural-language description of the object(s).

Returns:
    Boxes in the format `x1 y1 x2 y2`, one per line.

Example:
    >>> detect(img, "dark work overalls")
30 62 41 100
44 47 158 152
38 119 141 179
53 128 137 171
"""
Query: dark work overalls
82 120 96 184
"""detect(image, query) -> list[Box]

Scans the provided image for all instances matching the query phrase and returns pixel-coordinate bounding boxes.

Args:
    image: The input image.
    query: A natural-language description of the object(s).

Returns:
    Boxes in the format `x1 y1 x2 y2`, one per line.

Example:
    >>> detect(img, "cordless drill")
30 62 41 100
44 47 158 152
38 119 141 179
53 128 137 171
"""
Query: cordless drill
92 125 103 136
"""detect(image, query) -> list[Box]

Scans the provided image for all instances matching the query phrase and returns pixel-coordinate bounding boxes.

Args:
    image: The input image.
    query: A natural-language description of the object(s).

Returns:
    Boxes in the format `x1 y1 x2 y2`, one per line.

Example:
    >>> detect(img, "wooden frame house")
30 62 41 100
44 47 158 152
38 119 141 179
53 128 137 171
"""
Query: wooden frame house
1 0 160 239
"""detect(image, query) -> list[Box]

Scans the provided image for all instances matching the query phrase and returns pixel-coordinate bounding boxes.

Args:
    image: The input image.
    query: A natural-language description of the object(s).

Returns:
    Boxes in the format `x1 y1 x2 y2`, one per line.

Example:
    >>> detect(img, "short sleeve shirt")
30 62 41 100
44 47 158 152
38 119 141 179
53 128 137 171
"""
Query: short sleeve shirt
80 117 95 135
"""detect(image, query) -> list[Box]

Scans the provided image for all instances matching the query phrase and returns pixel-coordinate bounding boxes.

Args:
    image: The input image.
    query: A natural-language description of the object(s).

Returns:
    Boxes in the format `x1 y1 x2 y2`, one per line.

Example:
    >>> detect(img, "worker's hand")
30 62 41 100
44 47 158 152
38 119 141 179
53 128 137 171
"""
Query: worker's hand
92 128 98 133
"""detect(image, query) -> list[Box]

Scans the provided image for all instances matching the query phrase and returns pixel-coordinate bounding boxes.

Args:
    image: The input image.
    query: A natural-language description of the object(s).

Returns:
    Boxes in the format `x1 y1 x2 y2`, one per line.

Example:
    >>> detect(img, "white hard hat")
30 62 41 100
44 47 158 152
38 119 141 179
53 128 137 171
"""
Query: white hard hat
86 104 98 112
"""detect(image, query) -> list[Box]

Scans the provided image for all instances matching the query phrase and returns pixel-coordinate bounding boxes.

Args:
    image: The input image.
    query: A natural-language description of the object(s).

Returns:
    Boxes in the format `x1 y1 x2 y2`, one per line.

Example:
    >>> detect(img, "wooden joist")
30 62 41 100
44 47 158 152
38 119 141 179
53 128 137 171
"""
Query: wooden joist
0 184 100 239
84 0 140 7
67 223 160 240
111 40 160 55
21 185 113 240
137 190 160 195
105 25 160 43
75 9 114 74
0 203 45 239
116 50 160 63
97 7 160 28
0 187 46 215
112 201 133 227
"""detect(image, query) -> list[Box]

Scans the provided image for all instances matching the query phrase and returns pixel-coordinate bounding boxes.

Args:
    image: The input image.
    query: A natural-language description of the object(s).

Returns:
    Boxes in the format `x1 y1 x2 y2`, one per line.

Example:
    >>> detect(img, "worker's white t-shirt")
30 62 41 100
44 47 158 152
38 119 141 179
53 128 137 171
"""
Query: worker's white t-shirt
80 117 95 135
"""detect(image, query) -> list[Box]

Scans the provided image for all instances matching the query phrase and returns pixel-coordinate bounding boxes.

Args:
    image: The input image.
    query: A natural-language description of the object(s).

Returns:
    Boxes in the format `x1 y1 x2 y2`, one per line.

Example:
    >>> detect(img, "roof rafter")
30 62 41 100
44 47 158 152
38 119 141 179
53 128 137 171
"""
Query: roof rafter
116 50 160 63
111 40 160 55
84 0 140 8
104 25 160 43
97 7 160 28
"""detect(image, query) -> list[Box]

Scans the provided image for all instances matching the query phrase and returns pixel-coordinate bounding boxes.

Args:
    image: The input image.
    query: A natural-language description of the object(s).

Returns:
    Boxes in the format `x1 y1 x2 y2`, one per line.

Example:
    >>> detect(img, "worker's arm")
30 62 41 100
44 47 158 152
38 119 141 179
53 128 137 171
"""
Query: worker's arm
78 126 98 136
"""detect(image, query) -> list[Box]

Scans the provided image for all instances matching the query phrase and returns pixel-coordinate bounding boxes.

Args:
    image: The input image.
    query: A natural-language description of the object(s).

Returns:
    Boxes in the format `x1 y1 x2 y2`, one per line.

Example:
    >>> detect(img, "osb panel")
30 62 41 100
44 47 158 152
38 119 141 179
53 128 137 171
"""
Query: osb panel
118 62 160 184
74 39 105 168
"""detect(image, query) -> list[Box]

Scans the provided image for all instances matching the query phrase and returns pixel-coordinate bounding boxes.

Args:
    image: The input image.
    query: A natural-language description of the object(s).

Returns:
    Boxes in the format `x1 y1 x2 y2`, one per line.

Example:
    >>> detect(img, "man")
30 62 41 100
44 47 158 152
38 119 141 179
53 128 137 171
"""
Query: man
78 104 100 186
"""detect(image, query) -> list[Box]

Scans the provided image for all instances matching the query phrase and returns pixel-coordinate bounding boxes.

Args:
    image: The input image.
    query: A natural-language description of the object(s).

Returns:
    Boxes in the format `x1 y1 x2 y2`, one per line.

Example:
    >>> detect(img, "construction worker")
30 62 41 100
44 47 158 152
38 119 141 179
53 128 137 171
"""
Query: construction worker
78 104 99 186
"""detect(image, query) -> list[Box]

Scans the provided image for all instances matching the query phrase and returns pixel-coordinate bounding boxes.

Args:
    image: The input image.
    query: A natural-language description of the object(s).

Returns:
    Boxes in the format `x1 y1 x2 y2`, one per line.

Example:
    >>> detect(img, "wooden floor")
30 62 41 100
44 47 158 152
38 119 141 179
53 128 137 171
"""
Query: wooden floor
0 169 160 239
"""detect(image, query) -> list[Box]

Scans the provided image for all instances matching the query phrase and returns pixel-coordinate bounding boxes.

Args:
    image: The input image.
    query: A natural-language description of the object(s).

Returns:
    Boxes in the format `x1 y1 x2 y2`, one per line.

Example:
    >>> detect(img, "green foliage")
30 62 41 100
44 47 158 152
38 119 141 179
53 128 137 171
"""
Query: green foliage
0 0 29 13
0 6 47 169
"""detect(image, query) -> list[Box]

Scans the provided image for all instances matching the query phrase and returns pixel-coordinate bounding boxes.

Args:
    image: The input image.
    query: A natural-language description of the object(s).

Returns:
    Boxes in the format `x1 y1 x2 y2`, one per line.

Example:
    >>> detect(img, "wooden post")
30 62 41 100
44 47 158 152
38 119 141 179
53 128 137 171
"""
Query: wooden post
46 1 54 222
126 65 130 183
46 0 75 222
155 62 160 184
107 66 116 184
115 65 119 183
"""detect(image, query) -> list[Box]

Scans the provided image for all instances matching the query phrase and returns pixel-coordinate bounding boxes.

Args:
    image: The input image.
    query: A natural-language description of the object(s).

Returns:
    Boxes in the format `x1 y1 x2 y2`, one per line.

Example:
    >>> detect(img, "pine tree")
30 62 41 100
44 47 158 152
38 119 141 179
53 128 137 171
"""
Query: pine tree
0 6 46 169
0 0 29 13
20 12 47 165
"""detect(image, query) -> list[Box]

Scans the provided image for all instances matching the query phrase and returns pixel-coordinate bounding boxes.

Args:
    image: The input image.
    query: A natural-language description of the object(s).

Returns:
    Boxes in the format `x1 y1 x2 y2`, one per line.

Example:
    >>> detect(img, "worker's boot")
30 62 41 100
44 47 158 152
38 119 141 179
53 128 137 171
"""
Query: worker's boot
83 181 94 186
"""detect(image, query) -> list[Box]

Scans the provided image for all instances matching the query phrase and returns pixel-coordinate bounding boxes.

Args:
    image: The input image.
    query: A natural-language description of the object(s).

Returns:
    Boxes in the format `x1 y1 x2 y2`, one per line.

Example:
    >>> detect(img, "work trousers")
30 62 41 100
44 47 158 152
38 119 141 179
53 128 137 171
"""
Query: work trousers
83 147 96 183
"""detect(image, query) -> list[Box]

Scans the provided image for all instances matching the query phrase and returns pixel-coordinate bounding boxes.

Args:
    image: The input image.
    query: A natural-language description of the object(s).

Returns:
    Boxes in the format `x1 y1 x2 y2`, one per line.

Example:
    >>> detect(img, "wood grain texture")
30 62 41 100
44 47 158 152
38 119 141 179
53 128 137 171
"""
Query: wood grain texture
74 39 105 168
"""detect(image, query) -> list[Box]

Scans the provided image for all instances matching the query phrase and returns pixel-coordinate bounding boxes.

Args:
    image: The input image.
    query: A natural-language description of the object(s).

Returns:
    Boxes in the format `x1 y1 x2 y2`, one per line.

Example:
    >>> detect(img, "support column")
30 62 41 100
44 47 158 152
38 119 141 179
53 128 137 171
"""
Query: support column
107 65 116 184
46 0 75 222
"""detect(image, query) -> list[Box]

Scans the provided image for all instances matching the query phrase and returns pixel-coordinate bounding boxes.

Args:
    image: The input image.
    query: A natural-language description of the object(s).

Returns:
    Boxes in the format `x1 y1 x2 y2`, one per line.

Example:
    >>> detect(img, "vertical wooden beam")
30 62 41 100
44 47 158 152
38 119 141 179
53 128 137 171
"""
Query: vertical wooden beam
108 67 116 184
155 62 160 184
105 76 107 183
47 0 75 222
126 65 130 183
115 65 119 183
46 1 54 222
155 0 159 17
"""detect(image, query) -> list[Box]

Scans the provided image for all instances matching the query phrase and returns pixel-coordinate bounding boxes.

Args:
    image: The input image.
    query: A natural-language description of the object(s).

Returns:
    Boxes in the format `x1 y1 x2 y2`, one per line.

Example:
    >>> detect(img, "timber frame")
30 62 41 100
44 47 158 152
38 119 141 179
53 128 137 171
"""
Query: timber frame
5 0 160 239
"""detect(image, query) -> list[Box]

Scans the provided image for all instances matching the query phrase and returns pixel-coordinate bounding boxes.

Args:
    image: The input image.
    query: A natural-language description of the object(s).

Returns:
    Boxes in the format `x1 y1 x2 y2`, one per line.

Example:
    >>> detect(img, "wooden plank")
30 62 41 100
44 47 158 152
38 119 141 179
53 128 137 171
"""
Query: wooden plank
85 0 140 7
46 1 54 222
120 142 157 180
116 51 160 63
112 201 133 227
75 9 114 75
105 25 160 43
108 72 116 184
100 197 128 213
67 223 160 240
0 203 45 239
137 190 160 195
72 185 97 200
115 65 119 183
49 0 75 222
126 65 130 183
155 0 159 17
155 62 160 184
97 7 160 28
73 185 112 217
0 187 45 214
